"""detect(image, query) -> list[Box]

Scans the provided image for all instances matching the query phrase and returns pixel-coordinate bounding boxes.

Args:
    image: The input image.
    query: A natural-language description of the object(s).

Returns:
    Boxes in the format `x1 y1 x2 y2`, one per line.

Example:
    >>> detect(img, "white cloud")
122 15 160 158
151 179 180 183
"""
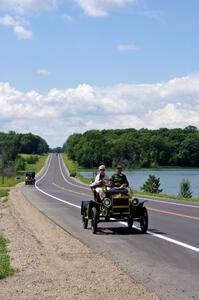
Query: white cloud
117 43 137 52
0 74 199 147
75 0 136 17
37 69 51 76
0 1 57 39
0 14 16 25
0 14 32 39
13 24 32 39
63 13 73 22
0 0 57 14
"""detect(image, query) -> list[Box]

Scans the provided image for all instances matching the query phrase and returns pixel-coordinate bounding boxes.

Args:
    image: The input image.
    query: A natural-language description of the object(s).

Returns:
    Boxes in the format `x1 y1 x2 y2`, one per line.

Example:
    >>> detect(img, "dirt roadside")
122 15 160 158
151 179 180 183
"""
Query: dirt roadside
0 186 159 300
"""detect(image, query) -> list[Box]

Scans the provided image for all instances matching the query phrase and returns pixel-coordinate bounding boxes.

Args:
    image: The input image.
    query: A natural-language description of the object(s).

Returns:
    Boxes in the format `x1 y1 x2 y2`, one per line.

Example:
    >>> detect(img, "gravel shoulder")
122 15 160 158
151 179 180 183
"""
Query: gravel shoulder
0 186 159 300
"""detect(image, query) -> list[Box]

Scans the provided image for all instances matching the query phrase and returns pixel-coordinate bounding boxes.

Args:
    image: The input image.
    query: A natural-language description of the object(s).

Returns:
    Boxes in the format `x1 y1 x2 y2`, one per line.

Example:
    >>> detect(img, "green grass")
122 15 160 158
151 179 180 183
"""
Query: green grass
0 177 22 187
23 154 48 173
0 235 16 279
61 154 92 184
130 189 199 203
0 190 9 198
0 190 9 203
61 153 79 174
0 154 48 187
76 174 91 184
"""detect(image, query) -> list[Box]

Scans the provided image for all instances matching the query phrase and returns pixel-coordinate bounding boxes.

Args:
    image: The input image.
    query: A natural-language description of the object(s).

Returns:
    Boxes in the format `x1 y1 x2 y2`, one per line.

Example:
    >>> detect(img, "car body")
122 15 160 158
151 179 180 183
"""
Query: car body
81 187 148 234
25 172 36 185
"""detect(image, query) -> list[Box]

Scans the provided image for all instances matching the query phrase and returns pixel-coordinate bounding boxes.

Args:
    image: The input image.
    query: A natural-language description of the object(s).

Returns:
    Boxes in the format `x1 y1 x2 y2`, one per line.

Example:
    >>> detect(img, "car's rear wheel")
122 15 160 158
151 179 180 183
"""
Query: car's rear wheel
91 207 98 234
140 207 148 233
82 216 88 229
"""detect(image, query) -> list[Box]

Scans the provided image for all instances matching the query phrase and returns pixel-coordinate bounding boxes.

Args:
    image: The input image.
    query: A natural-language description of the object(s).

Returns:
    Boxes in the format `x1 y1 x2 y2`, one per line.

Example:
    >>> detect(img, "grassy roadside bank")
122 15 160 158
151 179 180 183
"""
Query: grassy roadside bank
0 190 9 198
61 153 199 203
133 190 199 203
0 190 16 279
0 235 16 279
61 154 90 184
0 155 48 280
0 154 48 187
0 189 10 205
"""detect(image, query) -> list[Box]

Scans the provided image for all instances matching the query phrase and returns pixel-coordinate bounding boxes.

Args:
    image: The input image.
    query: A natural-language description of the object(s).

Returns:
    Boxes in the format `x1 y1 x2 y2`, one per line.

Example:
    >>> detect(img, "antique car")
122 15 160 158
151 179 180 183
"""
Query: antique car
81 185 148 234
25 172 36 185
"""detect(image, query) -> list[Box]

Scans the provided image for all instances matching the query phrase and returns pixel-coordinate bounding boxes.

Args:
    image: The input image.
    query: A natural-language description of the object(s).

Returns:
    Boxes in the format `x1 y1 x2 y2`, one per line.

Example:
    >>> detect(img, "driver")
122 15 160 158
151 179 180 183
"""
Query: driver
110 164 129 189
90 165 110 201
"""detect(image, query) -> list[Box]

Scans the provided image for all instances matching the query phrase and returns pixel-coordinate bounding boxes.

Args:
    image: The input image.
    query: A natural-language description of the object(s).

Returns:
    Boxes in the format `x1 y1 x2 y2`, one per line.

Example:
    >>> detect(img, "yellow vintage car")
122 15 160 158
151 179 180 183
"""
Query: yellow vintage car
81 186 148 234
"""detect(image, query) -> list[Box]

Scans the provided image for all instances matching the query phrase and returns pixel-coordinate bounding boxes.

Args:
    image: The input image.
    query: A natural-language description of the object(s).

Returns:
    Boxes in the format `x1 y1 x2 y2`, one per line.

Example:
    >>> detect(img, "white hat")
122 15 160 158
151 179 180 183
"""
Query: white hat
99 165 105 170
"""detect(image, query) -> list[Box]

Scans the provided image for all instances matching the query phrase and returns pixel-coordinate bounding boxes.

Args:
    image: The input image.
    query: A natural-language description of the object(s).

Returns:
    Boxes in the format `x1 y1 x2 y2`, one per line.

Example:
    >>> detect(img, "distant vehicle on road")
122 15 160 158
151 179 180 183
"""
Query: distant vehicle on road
81 183 148 234
25 172 36 185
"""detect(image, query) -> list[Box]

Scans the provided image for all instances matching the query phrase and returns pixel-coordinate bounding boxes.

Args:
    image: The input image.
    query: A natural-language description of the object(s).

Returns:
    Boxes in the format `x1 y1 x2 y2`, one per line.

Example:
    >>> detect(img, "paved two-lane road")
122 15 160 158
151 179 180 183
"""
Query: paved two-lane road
22 154 199 300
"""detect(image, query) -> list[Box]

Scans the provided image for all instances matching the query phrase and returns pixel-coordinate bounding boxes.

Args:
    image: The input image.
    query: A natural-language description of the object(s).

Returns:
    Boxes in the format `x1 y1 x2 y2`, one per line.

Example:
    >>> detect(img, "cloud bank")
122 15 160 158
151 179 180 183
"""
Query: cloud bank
0 74 199 147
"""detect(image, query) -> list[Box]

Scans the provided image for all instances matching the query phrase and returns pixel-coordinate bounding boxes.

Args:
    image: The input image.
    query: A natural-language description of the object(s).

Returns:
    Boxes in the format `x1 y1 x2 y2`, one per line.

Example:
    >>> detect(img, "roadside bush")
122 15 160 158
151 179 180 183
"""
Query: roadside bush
15 157 26 172
178 180 192 198
70 172 77 177
141 175 163 194
25 155 39 164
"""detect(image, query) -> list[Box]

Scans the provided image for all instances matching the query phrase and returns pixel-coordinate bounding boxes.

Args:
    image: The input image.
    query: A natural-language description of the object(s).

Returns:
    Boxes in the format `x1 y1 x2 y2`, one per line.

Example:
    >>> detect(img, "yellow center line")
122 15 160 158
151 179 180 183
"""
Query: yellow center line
148 207 199 221
52 182 89 197
52 182 199 221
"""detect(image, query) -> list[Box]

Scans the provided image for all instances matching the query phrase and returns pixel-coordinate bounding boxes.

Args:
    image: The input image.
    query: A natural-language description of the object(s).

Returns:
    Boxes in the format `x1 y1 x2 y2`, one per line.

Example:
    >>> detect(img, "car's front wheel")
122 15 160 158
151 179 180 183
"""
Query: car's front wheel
127 216 133 231
140 207 148 233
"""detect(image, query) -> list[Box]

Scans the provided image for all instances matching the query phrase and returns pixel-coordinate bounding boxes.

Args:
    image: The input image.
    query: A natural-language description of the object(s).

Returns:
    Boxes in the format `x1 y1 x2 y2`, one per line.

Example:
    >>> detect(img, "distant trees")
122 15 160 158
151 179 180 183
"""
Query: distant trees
0 131 49 160
50 147 63 153
141 175 163 194
63 127 199 168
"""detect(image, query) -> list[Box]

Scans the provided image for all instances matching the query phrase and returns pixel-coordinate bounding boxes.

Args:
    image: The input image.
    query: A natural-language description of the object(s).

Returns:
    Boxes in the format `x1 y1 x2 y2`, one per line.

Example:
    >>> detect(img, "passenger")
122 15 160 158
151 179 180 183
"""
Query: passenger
90 165 110 201
110 164 129 189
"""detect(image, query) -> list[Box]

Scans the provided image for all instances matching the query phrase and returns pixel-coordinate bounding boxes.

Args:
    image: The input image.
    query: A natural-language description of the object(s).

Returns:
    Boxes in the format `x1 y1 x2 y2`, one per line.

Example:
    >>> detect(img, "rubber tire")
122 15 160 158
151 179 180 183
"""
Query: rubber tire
91 207 98 234
127 217 133 230
140 207 148 234
82 216 88 229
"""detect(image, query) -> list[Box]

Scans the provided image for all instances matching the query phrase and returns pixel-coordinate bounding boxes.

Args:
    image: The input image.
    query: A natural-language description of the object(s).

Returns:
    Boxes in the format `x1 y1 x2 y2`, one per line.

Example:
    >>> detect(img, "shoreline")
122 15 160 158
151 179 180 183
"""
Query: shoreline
61 154 199 202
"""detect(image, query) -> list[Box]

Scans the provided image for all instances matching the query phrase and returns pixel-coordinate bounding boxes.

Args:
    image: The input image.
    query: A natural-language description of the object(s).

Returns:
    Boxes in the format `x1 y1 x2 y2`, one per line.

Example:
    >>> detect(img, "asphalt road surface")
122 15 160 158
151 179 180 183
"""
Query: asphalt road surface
22 154 199 300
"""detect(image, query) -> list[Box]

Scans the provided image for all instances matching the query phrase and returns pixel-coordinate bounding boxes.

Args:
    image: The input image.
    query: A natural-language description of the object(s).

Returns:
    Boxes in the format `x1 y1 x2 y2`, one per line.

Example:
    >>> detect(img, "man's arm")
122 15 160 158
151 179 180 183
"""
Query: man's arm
120 174 129 188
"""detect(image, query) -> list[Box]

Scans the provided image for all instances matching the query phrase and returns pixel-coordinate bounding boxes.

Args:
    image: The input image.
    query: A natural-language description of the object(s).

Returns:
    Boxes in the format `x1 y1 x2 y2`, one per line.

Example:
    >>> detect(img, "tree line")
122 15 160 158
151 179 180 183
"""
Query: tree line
63 126 199 168
0 131 49 162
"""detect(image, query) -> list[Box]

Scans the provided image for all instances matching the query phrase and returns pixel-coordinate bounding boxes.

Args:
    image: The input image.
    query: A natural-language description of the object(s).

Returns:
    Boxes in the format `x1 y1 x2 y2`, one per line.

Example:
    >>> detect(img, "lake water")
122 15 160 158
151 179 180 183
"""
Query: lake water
80 169 199 198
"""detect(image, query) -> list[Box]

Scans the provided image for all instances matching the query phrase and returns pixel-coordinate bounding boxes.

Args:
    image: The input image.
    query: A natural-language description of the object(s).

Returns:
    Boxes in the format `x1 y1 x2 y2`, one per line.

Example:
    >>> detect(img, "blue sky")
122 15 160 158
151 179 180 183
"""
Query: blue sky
0 0 199 146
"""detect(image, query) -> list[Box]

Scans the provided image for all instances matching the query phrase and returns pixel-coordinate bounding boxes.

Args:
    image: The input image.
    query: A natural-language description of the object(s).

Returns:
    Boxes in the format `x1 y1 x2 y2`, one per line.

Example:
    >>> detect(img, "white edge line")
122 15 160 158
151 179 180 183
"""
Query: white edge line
35 155 80 209
119 222 199 253
58 154 89 190
36 154 52 182
35 154 199 254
